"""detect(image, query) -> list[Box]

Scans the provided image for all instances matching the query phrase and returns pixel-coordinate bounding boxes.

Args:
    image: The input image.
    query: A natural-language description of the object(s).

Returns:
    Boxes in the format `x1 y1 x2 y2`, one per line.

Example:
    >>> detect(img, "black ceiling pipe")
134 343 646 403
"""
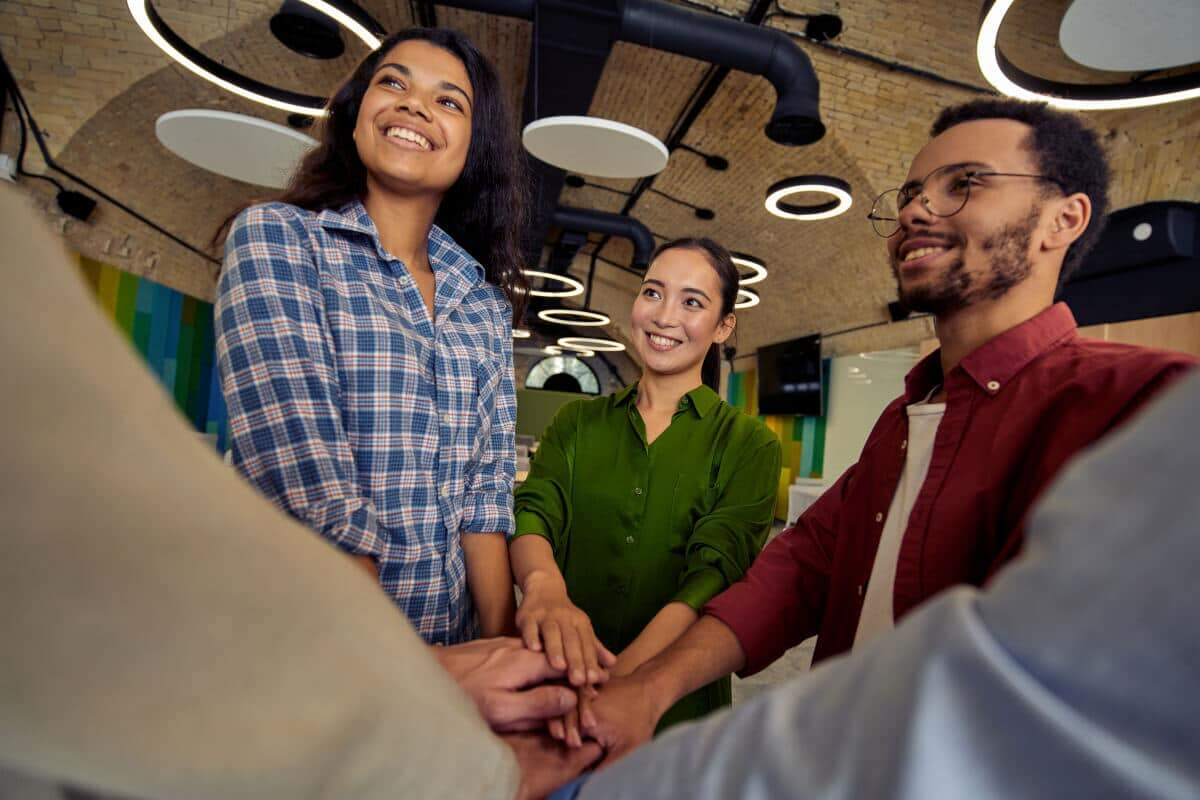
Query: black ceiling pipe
553 206 654 270
439 0 824 145
619 0 823 145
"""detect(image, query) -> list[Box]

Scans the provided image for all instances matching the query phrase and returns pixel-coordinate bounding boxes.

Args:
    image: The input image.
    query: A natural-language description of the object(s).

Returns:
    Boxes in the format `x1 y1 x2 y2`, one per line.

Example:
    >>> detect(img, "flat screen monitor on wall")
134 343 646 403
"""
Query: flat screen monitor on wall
757 334 823 417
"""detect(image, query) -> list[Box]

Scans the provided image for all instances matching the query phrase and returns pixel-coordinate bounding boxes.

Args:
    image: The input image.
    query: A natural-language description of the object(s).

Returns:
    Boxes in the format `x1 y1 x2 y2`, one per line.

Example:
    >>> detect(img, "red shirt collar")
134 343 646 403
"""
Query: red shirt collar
904 302 1078 401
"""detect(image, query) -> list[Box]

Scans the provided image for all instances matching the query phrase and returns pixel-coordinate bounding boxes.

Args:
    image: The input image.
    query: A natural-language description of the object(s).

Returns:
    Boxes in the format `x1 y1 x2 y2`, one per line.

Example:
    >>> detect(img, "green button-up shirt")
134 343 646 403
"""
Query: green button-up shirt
513 383 782 727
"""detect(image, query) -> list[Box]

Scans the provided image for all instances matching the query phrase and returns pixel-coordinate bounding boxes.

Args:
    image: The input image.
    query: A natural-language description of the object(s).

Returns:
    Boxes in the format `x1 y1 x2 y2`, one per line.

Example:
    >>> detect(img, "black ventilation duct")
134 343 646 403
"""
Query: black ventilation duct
552 206 655 270
444 0 823 145
440 0 825 265
1061 201 1200 326
618 0 823 145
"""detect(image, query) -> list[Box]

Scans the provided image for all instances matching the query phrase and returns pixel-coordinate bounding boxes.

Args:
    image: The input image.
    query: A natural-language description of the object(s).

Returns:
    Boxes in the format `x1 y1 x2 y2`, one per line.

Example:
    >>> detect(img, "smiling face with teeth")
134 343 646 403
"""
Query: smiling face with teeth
353 39 473 200
887 119 1067 317
631 246 736 382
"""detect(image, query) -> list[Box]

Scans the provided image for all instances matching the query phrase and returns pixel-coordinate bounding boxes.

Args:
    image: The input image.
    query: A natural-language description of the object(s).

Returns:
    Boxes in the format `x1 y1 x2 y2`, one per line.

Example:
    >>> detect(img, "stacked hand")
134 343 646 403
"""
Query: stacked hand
516 571 618 748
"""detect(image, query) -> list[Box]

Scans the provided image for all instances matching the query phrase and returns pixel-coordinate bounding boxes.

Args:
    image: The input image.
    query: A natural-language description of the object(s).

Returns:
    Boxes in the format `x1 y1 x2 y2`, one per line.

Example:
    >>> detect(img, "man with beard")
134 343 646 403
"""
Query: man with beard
576 99 1197 761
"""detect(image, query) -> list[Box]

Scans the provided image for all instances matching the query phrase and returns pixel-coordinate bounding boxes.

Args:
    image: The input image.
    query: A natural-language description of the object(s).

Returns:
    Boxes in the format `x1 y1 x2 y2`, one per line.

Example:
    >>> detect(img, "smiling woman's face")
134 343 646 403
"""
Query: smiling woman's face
353 39 474 198
631 246 734 379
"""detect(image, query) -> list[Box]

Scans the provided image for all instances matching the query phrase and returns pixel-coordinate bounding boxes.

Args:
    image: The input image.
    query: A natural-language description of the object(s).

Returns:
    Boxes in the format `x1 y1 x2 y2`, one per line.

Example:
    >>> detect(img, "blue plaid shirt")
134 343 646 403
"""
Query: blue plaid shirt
215 200 515 644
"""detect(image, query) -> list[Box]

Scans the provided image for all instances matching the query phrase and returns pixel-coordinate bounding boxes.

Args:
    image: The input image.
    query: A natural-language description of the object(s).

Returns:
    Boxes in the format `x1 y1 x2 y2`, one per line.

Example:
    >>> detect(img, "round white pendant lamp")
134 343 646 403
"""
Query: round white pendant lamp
156 110 317 188
523 116 669 179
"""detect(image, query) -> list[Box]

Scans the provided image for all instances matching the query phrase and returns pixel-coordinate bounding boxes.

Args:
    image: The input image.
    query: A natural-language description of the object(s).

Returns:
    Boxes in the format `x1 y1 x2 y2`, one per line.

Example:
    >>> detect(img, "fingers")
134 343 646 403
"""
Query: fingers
547 716 565 742
486 684 577 731
519 615 543 653
541 620 567 671
561 625 587 686
578 684 597 731
578 631 602 686
563 704 582 749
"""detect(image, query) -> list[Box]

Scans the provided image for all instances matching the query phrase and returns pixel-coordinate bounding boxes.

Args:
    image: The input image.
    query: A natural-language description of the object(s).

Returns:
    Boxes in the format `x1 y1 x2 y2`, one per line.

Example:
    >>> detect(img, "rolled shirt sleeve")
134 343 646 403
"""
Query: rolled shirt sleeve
462 292 517 537
512 400 582 552
673 434 782 611
704 461 852 676
215 204 387 558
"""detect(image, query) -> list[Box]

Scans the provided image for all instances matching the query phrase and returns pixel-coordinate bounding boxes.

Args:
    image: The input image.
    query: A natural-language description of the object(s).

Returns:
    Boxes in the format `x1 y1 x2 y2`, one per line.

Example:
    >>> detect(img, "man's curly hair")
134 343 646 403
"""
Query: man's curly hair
931 99 1110 291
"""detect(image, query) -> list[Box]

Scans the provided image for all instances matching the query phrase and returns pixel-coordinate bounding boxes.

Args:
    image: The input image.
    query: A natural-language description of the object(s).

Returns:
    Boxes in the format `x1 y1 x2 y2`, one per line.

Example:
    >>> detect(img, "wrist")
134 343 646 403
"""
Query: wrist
631 659 683 720
521 568 566 598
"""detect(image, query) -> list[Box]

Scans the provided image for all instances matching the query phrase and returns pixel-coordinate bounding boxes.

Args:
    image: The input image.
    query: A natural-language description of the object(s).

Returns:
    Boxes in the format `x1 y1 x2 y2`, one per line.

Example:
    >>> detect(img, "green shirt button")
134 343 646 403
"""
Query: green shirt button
625 535 635 544
633 487 642 495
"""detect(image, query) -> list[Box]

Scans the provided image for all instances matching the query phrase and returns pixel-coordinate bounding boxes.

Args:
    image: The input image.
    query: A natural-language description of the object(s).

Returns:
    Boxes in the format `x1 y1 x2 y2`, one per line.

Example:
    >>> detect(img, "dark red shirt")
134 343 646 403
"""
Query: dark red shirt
706 303 1196 674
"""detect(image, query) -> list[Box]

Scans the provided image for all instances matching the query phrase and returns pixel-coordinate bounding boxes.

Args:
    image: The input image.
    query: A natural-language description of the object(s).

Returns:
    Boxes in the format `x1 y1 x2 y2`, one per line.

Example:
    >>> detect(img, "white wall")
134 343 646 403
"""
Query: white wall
821 347 921 485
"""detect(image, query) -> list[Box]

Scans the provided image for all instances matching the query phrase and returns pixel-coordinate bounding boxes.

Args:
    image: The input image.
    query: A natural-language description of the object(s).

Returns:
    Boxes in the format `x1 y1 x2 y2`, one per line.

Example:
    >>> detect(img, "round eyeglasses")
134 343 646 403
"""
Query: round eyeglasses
867 164 1065 237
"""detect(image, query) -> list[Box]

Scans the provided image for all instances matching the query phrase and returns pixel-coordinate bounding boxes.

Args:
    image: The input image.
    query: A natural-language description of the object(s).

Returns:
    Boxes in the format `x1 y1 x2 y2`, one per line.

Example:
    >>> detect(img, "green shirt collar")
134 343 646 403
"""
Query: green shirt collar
614 382 721 419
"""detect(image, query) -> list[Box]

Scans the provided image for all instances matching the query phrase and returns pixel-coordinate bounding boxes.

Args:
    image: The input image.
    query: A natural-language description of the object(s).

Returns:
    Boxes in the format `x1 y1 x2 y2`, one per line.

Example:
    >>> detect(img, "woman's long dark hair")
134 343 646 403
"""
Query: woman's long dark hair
649 237 739 392
219 27 529 321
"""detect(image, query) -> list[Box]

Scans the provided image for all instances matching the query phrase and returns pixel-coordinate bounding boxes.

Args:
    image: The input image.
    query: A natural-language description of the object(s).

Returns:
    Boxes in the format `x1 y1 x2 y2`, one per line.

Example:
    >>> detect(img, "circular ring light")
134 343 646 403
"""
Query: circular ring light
543 345 593 357
732 253 768 286
523 269 584 299
557 336 626 353
977 0 1200 110
537 309 611 327
735 288 761 309
513 328 531 339
765 176 853 220
127 0 384 116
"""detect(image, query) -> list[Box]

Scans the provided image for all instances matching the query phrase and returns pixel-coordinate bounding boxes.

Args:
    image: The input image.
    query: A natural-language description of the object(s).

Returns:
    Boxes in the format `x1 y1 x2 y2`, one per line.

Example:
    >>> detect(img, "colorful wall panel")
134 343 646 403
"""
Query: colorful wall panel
76 255 228 452
727 364 829 519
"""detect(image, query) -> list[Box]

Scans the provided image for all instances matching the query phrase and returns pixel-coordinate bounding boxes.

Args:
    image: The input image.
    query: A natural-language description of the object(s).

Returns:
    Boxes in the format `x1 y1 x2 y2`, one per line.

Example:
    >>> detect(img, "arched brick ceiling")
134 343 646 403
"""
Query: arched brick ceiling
3 0 1197 358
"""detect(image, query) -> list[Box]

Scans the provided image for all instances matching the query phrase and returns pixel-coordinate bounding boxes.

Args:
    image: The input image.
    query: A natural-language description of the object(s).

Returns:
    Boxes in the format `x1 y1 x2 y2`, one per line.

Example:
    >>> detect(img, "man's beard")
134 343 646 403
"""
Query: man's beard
894 206 1039 317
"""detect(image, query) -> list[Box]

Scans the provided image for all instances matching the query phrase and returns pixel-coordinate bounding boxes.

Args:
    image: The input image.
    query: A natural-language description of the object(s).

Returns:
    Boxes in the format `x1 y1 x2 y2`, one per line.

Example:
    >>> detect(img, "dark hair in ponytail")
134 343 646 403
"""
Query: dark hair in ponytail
649 237 739 392
216 27 529 322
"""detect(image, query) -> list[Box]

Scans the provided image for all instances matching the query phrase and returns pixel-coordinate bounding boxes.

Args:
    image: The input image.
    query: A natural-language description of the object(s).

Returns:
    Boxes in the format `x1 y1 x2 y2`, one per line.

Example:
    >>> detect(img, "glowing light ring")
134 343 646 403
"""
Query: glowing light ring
732 253 768 286
977 0 1200 110
512 328 531 338
537 309 611 327
765 176 853 220
735 288 760 309
127 0 384 116
557 336 626 353
523 269 585 298
542 345 593 357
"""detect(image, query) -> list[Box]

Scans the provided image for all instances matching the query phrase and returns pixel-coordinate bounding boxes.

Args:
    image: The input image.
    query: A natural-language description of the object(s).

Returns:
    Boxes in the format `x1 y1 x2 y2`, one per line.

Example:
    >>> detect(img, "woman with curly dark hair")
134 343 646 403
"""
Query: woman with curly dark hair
215 27 528 645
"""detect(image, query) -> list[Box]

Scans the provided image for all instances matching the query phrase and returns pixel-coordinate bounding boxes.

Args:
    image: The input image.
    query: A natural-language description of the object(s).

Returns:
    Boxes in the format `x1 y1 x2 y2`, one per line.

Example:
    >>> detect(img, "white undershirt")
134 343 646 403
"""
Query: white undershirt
853 394 945 649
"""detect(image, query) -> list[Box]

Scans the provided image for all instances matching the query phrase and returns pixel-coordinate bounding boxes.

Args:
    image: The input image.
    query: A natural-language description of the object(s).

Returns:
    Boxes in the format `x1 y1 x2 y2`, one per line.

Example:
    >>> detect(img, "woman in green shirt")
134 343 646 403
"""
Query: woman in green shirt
509 237 782 745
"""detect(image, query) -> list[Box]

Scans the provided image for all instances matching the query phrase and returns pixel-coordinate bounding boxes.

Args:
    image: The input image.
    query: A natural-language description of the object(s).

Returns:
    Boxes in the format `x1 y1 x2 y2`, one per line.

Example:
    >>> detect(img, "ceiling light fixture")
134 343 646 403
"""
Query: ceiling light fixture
523 269 585 298
523 116 669 179
513 328 532 339
977 0 1200 110
127 0 384 116
731 253 768 286
765 175 853 220
735 288 761 309
537 309 612 327
557 336 626 353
